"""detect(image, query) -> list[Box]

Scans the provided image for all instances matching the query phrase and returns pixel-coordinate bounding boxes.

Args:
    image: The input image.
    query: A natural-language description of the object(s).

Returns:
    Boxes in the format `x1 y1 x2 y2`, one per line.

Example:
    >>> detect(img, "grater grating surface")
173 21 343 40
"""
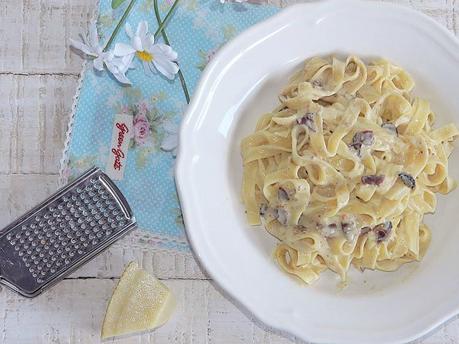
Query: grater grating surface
0 167 136 297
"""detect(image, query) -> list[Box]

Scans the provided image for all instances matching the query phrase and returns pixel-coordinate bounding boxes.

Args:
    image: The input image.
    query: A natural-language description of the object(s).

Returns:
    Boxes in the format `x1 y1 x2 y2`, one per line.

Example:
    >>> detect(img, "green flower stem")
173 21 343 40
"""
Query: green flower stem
153 0 181 38
103 0 137 52
154 0 191 104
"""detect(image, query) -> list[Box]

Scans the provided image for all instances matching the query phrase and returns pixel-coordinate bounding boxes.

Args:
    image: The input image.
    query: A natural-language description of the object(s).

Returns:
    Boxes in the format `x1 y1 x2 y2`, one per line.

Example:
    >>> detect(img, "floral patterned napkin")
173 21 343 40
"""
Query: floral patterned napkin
61 0 279 252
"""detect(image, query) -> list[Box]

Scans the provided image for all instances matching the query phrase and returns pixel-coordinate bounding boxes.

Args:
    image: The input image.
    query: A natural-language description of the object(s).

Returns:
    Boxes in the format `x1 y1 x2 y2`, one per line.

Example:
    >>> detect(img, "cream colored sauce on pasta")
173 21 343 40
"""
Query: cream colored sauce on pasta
240 55 459 284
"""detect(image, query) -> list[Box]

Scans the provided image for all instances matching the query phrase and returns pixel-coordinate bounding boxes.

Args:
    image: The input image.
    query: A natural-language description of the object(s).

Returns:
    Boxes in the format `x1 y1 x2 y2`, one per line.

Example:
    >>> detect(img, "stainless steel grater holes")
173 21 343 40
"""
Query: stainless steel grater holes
0 167 136 297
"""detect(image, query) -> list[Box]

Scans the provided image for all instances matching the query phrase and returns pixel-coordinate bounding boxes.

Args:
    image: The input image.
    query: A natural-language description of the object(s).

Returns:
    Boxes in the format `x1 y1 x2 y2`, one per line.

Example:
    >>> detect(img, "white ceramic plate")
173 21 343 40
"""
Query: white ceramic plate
175 1 459 343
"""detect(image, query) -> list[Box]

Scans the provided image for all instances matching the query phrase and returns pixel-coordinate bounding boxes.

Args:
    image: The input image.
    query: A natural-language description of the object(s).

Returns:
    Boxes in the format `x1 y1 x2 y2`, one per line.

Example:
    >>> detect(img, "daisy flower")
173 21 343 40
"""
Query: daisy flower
70 22 133 84
114 21 179 80
105 52 134 85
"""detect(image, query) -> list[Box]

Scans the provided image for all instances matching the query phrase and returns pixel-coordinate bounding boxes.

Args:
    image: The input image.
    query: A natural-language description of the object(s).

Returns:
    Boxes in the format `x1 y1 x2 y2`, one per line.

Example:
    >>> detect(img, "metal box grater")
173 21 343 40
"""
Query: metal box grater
0 167 136 297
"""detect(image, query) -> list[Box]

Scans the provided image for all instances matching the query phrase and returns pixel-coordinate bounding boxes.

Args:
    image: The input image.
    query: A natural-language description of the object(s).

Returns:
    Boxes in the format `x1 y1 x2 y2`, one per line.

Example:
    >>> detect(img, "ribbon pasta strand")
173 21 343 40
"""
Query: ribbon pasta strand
241 55 459 284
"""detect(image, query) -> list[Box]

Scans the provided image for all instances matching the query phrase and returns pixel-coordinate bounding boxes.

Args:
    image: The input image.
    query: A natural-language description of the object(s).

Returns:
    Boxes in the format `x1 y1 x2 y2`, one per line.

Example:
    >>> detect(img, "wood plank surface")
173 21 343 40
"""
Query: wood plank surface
0 0 95 74
0 278 457 344
0 279 304 344
0 75 78 175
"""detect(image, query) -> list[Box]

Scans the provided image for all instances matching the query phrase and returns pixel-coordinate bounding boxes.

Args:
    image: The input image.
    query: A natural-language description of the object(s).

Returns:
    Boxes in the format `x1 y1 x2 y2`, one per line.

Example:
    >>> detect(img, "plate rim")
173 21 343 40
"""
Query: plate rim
175 1 459 343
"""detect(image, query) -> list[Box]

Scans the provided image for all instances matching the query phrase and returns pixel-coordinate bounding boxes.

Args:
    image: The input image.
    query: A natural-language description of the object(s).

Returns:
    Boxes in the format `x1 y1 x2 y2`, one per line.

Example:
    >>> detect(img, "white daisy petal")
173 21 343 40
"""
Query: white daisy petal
114 43 136 57
122 54 135 71
140 36 151 52
106 59 119 72
110 56 128 71
88 22 99 48
150 43 178 61
93 56 104 71
125 23 134 39
106 60 132 85
144 34 155 52
148 61 158 75
104 60 116 73
112 71 132 85
152 61 173 79
153 58 179 80
80 33 90 47
137 21 148 40
157 51 179 72
132 36 143 52
104 50 115 61
69 38 96 56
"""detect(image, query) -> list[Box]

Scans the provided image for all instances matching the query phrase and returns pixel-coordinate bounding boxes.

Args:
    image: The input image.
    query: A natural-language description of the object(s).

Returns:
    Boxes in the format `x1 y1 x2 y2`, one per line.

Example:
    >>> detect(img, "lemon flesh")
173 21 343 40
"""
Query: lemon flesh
101 262 176 339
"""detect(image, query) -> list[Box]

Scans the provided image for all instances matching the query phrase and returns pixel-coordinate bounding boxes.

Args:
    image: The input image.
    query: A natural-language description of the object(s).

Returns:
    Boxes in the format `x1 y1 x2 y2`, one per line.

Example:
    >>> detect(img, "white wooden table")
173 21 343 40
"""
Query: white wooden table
0 0 458 343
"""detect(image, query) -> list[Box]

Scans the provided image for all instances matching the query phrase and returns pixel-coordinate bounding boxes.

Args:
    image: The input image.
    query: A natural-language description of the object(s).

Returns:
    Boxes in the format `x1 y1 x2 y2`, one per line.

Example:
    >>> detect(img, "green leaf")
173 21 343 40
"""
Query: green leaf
128 138 135 150
112 0 127 9
135 147 153 169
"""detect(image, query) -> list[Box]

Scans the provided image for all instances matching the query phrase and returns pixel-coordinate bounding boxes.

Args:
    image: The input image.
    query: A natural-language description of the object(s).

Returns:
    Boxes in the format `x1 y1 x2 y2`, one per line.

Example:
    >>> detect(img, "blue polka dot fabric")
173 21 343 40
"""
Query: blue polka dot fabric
62 0 279 252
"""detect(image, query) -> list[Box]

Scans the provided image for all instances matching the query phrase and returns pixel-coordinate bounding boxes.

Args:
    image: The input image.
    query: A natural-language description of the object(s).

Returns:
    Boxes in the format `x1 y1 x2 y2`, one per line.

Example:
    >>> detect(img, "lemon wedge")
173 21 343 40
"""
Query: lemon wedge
101 261 176 339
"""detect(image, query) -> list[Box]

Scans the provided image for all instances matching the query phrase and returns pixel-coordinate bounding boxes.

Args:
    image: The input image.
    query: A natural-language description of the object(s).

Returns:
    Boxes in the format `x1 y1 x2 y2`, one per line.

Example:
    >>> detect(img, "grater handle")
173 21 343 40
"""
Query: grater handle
98 172 135 221
0 247 31 294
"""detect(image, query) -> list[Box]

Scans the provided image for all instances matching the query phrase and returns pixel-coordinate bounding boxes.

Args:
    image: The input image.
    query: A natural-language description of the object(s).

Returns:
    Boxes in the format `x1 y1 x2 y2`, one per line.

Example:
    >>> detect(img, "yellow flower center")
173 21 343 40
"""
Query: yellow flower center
136 50 154 62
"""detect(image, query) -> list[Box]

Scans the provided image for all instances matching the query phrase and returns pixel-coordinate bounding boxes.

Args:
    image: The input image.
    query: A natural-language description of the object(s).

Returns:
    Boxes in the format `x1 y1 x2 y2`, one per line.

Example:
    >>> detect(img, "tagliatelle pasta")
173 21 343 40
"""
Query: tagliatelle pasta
240 55 459 284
